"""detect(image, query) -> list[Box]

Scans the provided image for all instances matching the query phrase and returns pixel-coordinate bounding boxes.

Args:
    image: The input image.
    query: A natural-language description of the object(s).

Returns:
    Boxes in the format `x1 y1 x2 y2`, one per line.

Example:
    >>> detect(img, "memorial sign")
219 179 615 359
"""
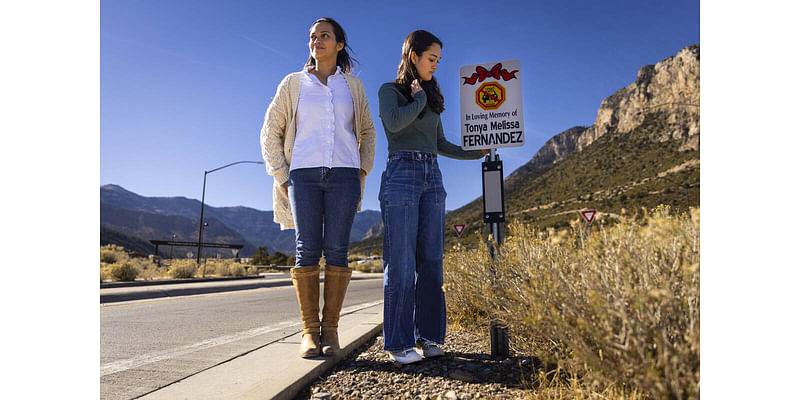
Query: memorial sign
460 60 524 150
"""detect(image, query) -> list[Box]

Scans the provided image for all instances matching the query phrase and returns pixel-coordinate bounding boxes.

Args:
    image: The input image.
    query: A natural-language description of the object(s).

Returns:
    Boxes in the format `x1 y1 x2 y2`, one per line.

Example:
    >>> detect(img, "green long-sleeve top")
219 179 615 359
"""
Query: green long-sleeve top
378 82 484 160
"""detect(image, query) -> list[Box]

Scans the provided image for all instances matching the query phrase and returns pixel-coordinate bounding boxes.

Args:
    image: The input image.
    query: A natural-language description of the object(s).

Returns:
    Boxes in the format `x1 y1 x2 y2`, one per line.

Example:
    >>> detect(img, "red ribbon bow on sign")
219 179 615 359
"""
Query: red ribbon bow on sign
462 63 519 85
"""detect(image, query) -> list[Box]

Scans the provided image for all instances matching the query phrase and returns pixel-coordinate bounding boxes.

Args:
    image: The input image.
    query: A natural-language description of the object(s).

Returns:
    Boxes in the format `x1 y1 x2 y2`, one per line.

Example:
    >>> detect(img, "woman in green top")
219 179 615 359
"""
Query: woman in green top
378 30 487 364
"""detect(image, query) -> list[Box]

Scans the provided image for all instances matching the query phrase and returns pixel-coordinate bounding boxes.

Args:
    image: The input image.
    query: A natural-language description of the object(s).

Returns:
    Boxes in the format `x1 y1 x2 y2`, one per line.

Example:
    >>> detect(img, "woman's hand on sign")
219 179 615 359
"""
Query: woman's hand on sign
482 149 491 155
411 79 422 96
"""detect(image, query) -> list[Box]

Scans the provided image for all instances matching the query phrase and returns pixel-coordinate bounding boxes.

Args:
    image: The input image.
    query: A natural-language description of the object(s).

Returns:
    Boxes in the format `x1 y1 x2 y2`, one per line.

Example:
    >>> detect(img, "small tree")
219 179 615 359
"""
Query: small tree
270 251 288 266
251 246 270 265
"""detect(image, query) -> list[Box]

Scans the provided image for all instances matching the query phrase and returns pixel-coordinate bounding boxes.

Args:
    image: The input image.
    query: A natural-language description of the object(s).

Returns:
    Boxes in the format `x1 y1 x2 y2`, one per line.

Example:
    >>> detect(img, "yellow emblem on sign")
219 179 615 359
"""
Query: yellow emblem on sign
475 81 506 111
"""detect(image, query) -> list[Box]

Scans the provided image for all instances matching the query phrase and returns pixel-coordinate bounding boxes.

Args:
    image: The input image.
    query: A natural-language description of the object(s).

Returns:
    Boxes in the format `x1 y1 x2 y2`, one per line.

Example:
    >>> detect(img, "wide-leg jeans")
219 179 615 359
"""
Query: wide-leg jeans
288 167 361 268
379 152 447 352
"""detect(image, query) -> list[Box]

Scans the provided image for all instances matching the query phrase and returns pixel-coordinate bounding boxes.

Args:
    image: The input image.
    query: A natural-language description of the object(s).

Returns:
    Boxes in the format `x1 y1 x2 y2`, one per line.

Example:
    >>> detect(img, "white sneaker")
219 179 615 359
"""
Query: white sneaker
389 348 423 364
417 340 445 358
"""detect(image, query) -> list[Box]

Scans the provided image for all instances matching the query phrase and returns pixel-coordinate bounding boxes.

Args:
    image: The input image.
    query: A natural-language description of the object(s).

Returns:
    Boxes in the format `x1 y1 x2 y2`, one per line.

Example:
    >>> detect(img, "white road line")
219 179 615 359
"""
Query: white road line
99 300 383 377
100 320 299 377
340 300 383 315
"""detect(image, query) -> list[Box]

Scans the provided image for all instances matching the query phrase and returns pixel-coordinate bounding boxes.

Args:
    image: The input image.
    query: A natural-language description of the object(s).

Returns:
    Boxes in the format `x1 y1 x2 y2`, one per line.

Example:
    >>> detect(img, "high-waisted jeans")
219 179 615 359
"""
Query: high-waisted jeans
379 151 447 351
288 167 361 267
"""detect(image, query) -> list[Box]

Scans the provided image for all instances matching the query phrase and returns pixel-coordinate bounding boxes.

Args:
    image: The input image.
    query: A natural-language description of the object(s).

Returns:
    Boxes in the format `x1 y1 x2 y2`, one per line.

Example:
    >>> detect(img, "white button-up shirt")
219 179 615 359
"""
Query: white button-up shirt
291 66 360 171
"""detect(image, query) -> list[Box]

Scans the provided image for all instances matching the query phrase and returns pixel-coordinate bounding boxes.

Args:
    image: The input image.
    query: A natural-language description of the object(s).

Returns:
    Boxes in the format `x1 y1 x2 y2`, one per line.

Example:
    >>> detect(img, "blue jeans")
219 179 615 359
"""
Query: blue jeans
379 152 447 351
288 167 361 267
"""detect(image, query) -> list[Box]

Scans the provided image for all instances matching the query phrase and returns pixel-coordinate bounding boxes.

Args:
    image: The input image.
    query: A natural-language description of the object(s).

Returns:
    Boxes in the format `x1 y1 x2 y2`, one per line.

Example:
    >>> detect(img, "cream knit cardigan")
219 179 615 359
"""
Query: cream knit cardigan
260 71 376 230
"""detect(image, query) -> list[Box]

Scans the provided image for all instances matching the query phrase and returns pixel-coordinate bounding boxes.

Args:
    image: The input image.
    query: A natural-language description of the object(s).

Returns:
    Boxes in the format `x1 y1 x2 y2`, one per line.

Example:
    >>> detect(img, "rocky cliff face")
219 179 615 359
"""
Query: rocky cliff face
528 126 587 170
515 45 699 183
577 44 700 151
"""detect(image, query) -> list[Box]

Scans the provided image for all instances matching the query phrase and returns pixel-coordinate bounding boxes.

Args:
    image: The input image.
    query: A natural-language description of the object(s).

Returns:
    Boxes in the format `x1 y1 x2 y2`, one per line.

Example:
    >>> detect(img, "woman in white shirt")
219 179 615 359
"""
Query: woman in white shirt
260 17 376 358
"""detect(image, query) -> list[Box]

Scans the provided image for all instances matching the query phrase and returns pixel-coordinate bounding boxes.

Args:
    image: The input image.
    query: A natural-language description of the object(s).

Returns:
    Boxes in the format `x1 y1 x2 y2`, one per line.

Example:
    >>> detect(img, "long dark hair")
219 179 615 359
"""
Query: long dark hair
305 17 357 73
394 30 444 116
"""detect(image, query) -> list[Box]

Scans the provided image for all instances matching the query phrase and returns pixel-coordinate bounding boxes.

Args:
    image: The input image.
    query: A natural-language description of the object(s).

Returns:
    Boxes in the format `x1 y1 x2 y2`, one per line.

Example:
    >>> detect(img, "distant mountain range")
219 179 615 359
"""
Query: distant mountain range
353 44 700 254
100 184 381 257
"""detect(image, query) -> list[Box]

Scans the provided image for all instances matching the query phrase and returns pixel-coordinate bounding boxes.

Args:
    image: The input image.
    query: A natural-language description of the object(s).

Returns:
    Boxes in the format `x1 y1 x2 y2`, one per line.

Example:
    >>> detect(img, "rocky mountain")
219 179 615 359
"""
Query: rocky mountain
362 218 384 240
101 185 382 255
351 44 700 255
577 44 699 151
351 210 381 242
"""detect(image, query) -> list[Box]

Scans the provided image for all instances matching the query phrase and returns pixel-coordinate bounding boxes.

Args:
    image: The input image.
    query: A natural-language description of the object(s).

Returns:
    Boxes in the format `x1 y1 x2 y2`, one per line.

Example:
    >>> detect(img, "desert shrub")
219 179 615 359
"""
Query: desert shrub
228 263 246 277
194 260 249 277
101 250 118 264
352 259 383 273
132 258 165 280
206 260 235 276
170 261 197 279
202 260 221 276
444 205 699 399
215 262 230 276
100 244 126 264
110 261 140 281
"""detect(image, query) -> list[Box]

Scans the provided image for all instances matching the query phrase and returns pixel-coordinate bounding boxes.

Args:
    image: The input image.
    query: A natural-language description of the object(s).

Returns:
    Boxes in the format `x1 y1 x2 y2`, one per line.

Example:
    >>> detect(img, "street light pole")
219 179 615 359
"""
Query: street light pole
196 160 265 266
197 171 209 266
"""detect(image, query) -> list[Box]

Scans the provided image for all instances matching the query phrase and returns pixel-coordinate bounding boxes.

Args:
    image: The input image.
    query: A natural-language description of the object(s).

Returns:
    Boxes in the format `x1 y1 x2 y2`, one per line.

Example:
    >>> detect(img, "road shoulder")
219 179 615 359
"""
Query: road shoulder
139 302 383 400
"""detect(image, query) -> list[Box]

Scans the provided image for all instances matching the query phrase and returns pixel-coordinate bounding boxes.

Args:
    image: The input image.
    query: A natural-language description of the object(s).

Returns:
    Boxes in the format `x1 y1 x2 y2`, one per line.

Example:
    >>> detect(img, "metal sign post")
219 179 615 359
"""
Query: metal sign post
482 148 508 356
482 149 505 246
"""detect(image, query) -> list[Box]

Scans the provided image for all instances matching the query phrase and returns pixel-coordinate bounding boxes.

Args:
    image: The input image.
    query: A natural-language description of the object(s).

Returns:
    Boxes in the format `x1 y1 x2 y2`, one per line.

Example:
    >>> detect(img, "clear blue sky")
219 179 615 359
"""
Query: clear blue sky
100 0 699 212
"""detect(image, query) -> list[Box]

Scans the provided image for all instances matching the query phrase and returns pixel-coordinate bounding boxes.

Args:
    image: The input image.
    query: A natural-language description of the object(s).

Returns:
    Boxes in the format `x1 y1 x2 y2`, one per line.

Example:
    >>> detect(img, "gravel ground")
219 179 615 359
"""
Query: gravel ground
293 327 542 400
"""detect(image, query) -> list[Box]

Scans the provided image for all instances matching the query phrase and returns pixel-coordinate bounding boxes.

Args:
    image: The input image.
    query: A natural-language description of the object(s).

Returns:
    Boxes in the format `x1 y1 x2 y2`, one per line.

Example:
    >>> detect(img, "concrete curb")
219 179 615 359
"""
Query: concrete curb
100 273 384 304
100 275 265 289
99 277 294 304
265 319 383 400
139 302 384 400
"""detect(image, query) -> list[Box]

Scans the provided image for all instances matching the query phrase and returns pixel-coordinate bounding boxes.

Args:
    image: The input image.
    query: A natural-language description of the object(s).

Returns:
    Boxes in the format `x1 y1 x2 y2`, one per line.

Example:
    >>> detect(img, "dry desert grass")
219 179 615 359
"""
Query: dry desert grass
444 205 699 399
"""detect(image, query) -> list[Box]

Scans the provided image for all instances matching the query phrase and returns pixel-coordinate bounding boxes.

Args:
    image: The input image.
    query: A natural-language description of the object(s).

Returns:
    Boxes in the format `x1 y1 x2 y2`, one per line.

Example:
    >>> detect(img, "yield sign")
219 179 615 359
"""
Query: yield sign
580 210 597 225
453 224 466 237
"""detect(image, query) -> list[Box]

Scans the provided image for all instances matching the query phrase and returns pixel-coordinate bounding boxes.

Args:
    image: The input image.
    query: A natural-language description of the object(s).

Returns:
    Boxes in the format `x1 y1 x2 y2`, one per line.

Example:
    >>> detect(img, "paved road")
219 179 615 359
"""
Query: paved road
100 276 384 400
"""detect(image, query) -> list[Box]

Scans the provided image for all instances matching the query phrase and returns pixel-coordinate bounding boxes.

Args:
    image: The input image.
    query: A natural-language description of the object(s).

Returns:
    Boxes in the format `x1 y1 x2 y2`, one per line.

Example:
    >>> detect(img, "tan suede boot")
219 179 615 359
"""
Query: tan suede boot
320 265 352 355
290 265 321 358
